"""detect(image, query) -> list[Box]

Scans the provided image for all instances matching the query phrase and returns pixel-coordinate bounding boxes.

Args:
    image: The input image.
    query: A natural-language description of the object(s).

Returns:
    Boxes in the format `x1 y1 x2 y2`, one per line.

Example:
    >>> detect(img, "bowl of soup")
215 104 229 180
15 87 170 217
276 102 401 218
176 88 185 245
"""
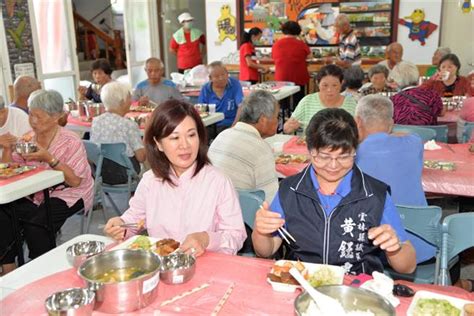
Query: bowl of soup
78 249 161 313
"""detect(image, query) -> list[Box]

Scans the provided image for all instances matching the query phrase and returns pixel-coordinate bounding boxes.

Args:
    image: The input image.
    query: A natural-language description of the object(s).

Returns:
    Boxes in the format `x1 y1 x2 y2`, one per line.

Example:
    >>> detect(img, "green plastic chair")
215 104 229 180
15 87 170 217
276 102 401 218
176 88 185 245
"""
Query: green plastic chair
461 121 474 143
100 143 140 216
385 205 442 284
237 189 265 257
392 125 437 142
82 140 106 233
438 213 474 286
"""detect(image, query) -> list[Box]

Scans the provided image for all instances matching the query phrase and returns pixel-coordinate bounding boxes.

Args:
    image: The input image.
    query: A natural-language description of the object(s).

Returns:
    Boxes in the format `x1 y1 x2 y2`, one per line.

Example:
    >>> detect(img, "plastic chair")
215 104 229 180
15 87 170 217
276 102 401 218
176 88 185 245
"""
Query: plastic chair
100 143 139 216
392 124 437 142
82 140 106 233
237 189 265 257
438 213 474 286
461 121 474 143
385 205 442 284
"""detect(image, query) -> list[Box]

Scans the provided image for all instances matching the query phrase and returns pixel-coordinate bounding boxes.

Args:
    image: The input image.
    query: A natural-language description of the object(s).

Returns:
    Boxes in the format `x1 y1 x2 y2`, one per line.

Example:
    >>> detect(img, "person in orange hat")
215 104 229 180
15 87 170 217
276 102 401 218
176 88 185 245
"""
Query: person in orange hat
169 12 206 73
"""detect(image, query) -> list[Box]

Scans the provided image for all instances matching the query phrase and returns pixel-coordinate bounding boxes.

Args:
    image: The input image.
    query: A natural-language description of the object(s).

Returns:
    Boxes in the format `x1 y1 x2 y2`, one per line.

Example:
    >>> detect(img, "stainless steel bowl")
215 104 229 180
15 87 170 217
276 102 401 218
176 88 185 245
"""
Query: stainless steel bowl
45 287 95 316
15 142 38 154
294 285 395 316
78 249 161 314
159 252 196 285
66 241 105 269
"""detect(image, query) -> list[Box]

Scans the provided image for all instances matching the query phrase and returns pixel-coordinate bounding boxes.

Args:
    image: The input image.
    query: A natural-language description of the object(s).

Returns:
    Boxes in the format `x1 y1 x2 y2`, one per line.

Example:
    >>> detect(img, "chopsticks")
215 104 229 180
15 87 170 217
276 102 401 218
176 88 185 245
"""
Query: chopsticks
259 205 298 249
160 282 210 307
211 282 235 316
445 143 455 153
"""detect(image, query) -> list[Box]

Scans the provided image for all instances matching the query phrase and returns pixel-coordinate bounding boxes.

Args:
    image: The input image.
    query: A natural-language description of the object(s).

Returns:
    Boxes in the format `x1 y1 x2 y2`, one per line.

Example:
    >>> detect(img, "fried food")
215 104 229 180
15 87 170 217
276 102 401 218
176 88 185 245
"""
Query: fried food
275 154 309 164
155 238 180 256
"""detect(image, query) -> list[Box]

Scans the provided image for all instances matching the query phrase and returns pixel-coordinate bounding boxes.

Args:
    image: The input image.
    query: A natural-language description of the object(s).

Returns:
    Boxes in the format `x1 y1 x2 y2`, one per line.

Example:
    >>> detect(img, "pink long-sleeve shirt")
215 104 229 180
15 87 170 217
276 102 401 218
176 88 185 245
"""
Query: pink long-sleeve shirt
121 163 247 255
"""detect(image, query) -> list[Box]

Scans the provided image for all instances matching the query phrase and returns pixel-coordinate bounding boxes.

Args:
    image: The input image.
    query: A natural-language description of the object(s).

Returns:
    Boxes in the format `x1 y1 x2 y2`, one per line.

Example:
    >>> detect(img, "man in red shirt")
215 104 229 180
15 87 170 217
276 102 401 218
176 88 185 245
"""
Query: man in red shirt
169 12 206 73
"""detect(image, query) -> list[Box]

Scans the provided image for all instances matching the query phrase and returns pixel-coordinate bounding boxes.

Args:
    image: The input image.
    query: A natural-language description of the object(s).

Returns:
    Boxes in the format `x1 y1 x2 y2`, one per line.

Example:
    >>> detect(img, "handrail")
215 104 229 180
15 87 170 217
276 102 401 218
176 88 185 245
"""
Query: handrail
73 11 124 69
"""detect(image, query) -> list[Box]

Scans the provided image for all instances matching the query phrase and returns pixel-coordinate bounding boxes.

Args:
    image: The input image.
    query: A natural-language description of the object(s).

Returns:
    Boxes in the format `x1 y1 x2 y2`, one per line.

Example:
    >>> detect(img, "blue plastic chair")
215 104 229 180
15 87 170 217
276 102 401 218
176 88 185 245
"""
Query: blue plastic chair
461 121 474 143
392 124 437 142
438 213 474 286
100 143 140 216
385 205 442 284
237 189 265 257
82 140 106 233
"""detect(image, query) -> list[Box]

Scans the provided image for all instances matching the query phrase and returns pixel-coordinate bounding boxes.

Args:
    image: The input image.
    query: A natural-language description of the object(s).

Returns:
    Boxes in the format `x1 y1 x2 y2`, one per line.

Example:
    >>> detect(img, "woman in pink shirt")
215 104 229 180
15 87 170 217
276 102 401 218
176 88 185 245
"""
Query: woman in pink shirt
105 100 246 256
0 90 93 275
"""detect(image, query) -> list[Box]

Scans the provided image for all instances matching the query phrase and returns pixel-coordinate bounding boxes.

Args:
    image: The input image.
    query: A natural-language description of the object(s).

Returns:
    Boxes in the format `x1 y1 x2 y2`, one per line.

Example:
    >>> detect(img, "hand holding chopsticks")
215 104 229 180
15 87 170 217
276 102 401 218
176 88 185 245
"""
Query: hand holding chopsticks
255 203 299 250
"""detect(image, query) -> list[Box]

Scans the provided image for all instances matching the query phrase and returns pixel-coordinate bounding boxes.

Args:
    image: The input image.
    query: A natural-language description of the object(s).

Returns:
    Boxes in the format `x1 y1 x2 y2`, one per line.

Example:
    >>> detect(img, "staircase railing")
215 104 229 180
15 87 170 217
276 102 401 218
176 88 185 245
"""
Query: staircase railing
73 11 124 69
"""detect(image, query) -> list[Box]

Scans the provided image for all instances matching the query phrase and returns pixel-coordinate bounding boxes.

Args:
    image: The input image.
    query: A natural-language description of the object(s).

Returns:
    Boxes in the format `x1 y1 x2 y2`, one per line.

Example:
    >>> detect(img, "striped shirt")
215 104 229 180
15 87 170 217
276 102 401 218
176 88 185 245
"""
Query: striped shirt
338 30 361 65
291 93 357 130
13 127 94 211
391 86 443 125
208 122 278 201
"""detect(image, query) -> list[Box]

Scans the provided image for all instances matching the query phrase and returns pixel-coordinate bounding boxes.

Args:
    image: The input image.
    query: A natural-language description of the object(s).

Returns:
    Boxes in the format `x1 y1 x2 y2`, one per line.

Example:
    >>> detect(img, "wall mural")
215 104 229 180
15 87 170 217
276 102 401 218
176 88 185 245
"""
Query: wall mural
2 0 36 80
398 9 437 46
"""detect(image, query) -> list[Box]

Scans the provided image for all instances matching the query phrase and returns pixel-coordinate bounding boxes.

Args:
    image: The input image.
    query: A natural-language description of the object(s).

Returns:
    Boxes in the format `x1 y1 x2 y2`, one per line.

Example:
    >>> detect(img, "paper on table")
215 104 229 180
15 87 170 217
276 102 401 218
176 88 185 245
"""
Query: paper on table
424 140 442 150
360 271 400 307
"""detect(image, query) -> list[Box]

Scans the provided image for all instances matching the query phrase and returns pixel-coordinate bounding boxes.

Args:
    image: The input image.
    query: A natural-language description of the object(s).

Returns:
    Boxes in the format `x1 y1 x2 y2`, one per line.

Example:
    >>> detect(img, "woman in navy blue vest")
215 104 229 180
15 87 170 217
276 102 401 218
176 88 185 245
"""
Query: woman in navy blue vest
252 108 416 275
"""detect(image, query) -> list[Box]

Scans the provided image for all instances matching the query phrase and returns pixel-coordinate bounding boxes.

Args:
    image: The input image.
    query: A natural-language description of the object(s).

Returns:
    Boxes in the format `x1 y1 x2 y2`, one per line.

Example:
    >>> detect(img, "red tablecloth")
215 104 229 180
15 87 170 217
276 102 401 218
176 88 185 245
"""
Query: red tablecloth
1 252 472 315
423 143 474 197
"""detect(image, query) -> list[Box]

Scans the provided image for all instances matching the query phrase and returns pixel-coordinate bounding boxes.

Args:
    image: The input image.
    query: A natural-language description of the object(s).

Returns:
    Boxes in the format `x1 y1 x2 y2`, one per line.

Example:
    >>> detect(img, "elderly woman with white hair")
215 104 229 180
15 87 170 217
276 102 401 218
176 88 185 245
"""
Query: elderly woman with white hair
0 89 93 275
91 81 146 184
390 61 444 125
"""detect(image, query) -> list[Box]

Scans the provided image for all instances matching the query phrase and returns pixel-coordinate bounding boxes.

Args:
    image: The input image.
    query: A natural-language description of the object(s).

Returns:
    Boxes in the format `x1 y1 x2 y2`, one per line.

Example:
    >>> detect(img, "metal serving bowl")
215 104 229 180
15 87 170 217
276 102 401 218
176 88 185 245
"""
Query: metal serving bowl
66 241 105 269
78 249 161 314
45 287 95 316
159 252 196 285
294 285 395 316
15 142 38 154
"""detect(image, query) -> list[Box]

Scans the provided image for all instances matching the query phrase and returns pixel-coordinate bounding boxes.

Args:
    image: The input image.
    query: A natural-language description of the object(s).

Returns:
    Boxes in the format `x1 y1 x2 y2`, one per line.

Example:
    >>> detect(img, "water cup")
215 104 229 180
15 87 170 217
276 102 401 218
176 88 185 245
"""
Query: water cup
441 71 450 81
272 141 284 153
208 104 216 114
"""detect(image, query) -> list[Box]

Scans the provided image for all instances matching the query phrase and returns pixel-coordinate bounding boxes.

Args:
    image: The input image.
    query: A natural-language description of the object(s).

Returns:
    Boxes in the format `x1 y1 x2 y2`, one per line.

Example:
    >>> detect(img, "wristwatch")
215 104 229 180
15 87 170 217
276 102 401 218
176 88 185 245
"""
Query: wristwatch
49 157 60 168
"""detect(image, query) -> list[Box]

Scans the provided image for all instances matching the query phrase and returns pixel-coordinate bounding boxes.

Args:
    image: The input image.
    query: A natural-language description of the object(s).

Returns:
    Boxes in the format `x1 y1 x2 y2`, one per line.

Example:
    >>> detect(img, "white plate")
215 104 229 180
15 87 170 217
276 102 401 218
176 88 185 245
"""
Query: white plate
111 235 160 251
406 290 473 316
266 260 345 293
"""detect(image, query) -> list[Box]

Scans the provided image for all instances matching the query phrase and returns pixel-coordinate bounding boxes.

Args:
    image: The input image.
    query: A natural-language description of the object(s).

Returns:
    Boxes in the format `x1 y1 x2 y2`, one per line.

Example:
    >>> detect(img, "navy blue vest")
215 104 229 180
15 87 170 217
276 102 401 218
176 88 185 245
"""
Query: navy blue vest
279 165 388 275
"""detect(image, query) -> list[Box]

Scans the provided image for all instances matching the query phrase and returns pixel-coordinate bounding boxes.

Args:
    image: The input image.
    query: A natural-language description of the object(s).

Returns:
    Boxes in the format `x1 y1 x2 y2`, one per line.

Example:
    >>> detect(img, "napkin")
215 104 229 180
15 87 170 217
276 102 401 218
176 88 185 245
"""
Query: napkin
424 140 442 150
360 271 400 307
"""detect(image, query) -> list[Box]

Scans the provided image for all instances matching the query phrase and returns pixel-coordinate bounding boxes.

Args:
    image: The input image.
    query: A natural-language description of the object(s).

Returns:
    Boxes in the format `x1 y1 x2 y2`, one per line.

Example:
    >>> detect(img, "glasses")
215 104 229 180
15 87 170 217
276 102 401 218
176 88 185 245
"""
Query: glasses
311 152 356 165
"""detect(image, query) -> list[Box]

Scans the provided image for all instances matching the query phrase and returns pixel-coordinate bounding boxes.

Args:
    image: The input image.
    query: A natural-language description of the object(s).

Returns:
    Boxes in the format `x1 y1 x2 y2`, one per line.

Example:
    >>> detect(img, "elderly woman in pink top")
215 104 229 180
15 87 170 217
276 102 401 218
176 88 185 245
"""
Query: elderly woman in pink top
0 89 93 275
104 99 246 256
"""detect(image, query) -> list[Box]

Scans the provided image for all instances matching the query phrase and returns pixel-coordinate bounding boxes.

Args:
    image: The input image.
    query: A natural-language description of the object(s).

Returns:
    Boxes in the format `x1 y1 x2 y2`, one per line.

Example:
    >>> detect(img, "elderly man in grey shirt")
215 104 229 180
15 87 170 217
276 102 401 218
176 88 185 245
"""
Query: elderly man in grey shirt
132 57 183 107
209 90 280 202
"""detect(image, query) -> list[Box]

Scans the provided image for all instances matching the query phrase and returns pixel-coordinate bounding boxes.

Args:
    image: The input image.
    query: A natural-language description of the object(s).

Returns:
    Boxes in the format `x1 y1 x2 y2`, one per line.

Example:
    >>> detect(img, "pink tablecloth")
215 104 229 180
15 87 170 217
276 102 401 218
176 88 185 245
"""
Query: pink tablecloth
423 143 474 197
1 252 473 315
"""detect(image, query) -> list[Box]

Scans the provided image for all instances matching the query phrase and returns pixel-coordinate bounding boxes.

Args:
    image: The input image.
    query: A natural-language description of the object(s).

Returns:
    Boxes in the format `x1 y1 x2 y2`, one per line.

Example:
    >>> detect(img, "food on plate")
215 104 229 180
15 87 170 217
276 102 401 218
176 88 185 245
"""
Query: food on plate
0 163 35 178
464 303 474 316
130 104 154 112
308 266 339 287
275 154 309 164
155 238 180 256
296 137 307 146
423 160 456 171
267 261 307 285
413 298 461 316
96 267 146 283
129 236 152 250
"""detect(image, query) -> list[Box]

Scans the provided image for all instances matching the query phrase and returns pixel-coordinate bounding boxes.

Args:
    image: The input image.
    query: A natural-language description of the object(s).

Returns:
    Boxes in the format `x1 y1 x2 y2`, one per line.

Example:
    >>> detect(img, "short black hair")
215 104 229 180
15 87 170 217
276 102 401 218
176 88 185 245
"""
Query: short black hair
305 108 359 153
438 53 461 75
316 64 344 83
280 21 301 36
343 66 365 89
91 58 113 75
241 27 262 44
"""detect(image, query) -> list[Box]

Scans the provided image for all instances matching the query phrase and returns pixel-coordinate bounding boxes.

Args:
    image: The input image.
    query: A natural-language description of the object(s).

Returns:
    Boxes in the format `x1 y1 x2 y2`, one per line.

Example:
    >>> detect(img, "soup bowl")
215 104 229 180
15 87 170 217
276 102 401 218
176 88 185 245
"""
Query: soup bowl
44 287 95 316
78 249 161 314
159 252 196 285
66 240 105 269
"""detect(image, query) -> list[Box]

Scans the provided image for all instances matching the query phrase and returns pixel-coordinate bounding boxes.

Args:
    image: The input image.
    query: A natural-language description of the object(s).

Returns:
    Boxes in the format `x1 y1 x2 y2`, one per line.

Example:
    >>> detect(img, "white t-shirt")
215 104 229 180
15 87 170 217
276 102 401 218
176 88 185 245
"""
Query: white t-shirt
0 107 31 155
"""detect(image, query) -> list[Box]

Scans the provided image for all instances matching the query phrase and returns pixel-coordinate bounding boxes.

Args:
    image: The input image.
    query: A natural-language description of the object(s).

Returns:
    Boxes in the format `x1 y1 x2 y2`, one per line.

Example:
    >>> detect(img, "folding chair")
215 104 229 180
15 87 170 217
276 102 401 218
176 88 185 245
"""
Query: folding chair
237 189 265 257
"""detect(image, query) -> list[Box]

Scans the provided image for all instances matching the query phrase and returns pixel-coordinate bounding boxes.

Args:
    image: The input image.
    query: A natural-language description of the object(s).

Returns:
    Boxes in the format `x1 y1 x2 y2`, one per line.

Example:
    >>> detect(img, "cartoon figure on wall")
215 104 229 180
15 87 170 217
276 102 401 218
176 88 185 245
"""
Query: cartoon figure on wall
217 4 236 43
461 0 472 13
398 9 438 46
